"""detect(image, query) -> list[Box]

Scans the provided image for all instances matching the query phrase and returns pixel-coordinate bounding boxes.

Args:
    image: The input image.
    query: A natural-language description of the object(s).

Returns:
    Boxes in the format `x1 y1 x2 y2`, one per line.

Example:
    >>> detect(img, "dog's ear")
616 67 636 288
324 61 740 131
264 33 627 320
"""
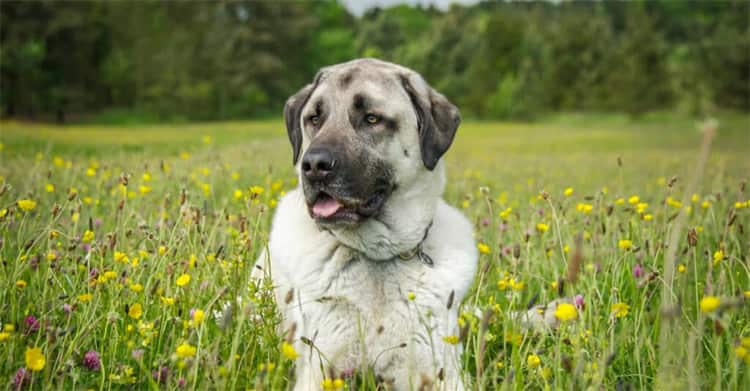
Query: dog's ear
284 73 323 165
400 74 461 170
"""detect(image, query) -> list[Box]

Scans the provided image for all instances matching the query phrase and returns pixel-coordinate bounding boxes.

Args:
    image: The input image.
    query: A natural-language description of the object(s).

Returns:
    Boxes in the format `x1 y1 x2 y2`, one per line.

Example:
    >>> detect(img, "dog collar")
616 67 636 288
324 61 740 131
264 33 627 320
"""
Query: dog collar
396 221 434 267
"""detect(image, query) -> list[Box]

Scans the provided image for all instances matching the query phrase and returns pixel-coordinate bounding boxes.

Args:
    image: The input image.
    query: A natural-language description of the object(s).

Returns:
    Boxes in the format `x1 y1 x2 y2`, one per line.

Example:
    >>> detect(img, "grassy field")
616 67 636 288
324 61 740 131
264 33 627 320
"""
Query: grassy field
0 113 749 390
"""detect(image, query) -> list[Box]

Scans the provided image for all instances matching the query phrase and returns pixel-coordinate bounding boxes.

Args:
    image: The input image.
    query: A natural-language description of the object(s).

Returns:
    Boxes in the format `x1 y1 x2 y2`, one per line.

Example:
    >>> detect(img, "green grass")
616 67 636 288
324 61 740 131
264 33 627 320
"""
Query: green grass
0 113 748 389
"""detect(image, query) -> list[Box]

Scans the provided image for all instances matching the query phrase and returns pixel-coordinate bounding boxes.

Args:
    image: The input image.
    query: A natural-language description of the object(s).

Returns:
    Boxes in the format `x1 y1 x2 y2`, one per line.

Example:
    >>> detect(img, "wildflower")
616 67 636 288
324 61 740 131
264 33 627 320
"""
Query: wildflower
78 293 93 302
175 343 197 358
564 187 574 196
249 185 264 195
574 294 585 308
666 196 682 209
611 302 630 318
642 213 653 221
618 239 633 250
628 195 640 205
576 203 593 213
735 201 748 209
82 230 95 243
633 264 644 279
16 280 27 289
158 245 167 255
83 350 101 371
678 264 686 273
176 274 191 287
24 316 40 333
202 135 212 144
128 303 143 319
499 207 512 218
736 346 748 360
442 335 459 345
12 368 30 389
536 223 549 233
407 292 416 301
191 309 205 323
45 184 55 192
636 202 648 213
86 167 97 177
5 324 15 332
615 198 625 205
281 341 299 360
17 199 37 212
477 243 490 254
526 354 541 368
699 296 720 313
25 347 46 371
321 378 345 390
554 303 578 322
701 200 711 209
139 185 152 195
233 189 243 199
160 296 175 305
0 332 9 342
713 250 724 264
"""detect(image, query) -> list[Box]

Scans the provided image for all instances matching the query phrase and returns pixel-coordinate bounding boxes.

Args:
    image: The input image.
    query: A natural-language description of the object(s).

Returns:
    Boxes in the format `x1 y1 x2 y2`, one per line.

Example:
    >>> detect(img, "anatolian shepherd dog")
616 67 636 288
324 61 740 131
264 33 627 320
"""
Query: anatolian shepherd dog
254 58 477 390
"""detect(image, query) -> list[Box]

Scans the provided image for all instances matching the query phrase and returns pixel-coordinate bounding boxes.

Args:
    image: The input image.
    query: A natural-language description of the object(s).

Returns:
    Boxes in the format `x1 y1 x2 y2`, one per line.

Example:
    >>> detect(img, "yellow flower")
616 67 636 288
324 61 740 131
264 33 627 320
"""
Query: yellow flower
176 274 191 287
699 296 720 313
536 223 549 233
16 280 27 289
128 303 143 319
736 346 748 360
82 230 95 243
666 196 682 209
576 203 593 213
78 293 93 302
281 341 299 360
0 332 9 342
45 183 55 193
735 201 748 209
442 335 459 345
175 343 197 358
139 185 152 195
554 303 578 322
160 296 175 305
677 264 686 273
618 239 632 250
249 185 264 195
17 199 37 211
615 198 625 205
192 309 205 323
477 243 490 254
407 291 416 301
701 200 711 209
0 208 7 218
103 271 117 280
158 246 167 255
86 167 97 177
713 250 724 264
129 283 143 293
233 189 244 199
636 202 648 213
526 354 541 368
321 378 345 390
499 207 512 219
611 302 630 318
642 213 653 221
4 324 15 332
25 347 46 371
564 187 574 196
202 135 212 144
628 195 640 205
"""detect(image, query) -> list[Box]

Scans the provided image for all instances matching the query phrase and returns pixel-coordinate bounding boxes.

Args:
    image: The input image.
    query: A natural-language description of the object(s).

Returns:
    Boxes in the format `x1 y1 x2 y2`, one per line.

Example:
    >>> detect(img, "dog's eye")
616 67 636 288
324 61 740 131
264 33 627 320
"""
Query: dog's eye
310 115 321 125
365 114 379 125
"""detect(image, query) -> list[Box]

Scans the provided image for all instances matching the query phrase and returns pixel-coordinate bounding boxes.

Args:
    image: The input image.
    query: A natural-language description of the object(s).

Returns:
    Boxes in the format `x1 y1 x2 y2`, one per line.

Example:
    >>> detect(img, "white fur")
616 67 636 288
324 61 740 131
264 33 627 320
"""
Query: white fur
254 59 477 390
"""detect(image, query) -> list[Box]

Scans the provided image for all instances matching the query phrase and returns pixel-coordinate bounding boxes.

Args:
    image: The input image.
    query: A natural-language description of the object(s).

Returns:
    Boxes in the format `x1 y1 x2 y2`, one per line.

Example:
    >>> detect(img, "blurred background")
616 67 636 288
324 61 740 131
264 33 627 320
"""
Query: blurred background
0 0 747 124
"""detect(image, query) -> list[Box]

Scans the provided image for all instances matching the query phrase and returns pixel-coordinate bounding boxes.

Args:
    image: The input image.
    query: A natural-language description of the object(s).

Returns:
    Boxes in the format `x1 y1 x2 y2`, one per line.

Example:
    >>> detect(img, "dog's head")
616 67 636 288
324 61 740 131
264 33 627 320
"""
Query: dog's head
284 59 460 228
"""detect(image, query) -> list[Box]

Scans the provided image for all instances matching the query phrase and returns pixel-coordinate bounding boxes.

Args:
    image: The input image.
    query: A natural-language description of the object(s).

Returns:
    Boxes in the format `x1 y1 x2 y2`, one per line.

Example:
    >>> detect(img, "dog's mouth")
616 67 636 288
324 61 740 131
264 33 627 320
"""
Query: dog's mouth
308 190 388 225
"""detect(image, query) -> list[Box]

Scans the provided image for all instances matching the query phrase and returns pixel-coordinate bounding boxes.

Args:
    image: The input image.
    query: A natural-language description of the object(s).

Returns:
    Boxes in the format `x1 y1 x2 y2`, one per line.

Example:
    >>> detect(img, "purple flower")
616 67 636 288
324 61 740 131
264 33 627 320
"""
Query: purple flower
82 243 91 252
82 350 101 371
12 367 30 390
574 294 585 309
63 303 73 314
24 316 40 333
498 222 509 231
153 366 169 383
481 218 490 227
633 264 644 279
131 349 144 360
89 268 99 279
94 218 103 227
177 378 187 388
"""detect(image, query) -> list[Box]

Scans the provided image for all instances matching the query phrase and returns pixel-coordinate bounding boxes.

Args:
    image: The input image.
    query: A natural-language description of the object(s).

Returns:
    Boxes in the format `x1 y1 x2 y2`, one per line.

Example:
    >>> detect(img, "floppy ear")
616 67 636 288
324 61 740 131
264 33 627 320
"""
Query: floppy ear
283 75 322 165
400 74 461 170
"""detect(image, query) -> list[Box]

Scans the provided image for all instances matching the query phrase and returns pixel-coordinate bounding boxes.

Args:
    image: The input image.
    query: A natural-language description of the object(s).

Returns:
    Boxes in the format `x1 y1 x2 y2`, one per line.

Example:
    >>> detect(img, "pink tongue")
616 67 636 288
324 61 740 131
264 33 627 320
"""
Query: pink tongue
312 197 343 218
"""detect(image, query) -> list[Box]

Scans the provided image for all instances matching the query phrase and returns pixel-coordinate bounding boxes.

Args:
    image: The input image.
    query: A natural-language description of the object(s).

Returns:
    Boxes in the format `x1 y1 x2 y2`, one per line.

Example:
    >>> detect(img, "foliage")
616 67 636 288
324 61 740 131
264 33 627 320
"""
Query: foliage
1 1 747 123
1 113 749 388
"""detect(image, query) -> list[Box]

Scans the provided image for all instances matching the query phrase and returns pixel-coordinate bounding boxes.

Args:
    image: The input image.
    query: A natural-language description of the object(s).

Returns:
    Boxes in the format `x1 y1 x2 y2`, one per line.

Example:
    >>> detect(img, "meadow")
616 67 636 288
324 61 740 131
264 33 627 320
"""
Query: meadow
0 112 748 390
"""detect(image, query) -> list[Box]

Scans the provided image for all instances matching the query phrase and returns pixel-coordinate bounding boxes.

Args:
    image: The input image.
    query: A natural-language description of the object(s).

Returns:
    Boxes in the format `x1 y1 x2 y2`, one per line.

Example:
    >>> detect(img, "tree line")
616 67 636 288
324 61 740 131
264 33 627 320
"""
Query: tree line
1 0 747 123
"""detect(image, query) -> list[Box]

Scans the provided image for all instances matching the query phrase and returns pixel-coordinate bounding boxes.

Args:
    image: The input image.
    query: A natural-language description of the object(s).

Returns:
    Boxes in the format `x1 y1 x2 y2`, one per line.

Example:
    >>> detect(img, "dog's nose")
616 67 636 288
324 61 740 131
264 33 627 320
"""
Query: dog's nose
301 147 336 180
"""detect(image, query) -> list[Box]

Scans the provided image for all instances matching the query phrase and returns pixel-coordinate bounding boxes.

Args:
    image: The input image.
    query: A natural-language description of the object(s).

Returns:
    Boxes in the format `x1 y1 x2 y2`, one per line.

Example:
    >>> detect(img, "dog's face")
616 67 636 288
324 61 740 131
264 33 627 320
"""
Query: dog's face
284 59 460 228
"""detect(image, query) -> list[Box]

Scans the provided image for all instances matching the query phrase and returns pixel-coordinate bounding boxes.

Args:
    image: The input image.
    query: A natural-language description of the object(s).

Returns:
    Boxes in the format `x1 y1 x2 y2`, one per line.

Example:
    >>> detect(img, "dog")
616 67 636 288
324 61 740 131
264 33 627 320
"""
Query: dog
254 59 477 390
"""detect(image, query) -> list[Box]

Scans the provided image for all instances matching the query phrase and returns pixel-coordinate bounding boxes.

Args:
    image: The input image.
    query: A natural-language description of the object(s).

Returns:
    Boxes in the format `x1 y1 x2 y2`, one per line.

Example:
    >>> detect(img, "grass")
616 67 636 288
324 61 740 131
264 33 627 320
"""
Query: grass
0 112 748 390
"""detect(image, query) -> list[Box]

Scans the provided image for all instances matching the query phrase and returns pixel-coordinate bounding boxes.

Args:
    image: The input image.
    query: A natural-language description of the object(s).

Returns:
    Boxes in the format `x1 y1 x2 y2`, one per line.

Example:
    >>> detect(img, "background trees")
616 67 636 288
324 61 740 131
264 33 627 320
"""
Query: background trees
1 0 747 123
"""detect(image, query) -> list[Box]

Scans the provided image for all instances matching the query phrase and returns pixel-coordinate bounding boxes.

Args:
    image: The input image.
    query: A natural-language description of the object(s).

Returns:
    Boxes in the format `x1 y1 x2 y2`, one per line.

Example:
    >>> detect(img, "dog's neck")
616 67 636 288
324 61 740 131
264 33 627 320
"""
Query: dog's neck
326 163 446 261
